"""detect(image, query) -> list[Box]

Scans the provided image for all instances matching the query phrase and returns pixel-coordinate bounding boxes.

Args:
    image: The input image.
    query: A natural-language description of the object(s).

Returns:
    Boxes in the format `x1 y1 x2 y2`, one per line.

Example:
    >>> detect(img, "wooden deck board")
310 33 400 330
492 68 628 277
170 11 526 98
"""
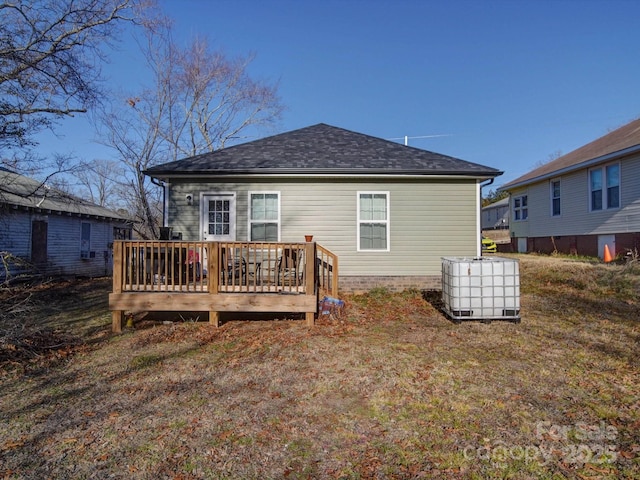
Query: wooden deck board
109 292 317 312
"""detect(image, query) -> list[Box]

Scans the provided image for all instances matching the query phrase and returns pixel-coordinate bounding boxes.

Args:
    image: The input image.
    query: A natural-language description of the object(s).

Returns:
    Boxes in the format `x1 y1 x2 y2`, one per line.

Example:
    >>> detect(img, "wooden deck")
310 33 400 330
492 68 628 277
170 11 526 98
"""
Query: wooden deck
109 241 338 332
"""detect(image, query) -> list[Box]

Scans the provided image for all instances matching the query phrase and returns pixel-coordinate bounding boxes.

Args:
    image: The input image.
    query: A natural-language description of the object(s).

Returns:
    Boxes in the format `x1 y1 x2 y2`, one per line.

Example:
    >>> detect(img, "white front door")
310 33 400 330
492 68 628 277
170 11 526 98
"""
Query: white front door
201 193 236 241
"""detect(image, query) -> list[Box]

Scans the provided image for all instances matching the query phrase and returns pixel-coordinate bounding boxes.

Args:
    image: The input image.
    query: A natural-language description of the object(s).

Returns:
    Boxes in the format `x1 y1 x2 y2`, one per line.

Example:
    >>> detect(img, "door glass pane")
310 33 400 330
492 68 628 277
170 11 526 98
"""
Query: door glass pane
209 199 231 236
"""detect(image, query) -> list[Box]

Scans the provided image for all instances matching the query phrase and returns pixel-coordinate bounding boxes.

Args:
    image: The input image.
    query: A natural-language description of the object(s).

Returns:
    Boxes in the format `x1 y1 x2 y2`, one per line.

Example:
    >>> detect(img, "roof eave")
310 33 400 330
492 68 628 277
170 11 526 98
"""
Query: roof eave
499 144 640 192
145 169 503 181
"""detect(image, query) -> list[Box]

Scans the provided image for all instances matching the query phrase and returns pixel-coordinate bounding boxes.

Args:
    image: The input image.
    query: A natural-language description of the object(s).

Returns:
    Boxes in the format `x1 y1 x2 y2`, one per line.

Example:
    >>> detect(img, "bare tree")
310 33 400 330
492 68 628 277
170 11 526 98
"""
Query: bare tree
164 37 284 158
97 21 284 238
72 159 125 208
0 0 148 158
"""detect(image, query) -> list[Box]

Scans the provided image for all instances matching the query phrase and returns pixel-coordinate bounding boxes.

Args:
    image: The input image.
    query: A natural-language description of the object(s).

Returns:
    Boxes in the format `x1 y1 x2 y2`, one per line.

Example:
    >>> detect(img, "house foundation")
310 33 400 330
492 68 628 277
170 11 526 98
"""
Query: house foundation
508 233 640 258
340 275 441 293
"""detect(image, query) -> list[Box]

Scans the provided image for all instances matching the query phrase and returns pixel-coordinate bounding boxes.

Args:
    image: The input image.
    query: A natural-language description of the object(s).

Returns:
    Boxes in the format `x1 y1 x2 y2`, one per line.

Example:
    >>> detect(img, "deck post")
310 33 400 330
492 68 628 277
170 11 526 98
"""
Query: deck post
112 241 124 332
305 242 317 327
112 311 124 333
209 242 220 327
331 254 339 298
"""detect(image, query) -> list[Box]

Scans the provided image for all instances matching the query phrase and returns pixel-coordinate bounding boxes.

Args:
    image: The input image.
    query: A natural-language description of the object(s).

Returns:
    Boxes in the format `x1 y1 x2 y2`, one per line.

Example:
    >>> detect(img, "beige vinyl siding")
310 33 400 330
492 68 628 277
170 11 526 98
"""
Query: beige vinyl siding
599 154 640 233
523 153 640 237
168 178 480 276
508 187 529 238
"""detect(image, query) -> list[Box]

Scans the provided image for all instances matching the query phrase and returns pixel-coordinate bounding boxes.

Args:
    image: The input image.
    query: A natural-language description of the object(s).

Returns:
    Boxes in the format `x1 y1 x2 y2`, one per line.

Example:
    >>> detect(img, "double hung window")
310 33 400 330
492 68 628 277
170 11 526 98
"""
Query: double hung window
551 180 561 216
249 192 279 241
513 195 528 221
590 164 620 211
358 192 389 251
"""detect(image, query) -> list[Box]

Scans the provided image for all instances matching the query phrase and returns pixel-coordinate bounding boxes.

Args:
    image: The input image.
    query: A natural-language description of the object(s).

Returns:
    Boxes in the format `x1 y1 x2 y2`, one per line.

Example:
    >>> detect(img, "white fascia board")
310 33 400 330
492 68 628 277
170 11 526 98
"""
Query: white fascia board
155 173 495 181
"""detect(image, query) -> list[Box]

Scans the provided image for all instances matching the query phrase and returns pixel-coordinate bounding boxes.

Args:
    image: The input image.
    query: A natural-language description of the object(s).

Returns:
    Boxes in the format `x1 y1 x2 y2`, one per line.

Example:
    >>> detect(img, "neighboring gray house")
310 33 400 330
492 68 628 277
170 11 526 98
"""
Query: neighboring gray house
499 117 640 258
481 197 509 231
144 124 502 291
0 168 131 279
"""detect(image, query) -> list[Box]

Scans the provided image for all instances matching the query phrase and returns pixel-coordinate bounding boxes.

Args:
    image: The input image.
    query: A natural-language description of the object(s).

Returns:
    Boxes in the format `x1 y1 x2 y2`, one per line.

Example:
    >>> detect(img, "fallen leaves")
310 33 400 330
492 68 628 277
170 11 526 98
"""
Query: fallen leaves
1 259 639 478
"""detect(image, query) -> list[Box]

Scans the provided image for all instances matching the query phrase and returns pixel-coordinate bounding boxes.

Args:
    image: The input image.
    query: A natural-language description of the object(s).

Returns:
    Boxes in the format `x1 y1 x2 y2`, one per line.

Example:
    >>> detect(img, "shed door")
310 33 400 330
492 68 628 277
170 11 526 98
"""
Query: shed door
517 237 527 253
201 194 236 241
31 220 48 267
598 234 615 260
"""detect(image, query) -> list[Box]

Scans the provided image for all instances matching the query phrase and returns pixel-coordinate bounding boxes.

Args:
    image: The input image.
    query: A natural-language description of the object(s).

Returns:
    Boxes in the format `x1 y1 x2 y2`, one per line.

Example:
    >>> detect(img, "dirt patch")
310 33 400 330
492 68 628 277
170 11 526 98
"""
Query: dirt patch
0 257 638 479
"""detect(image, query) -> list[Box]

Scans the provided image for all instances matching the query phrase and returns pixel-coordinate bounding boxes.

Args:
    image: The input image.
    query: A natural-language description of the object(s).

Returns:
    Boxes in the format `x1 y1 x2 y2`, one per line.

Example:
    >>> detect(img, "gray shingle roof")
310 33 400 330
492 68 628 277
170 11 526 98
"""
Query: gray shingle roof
0 169 129 220
501 117 640 190
144 123 502 178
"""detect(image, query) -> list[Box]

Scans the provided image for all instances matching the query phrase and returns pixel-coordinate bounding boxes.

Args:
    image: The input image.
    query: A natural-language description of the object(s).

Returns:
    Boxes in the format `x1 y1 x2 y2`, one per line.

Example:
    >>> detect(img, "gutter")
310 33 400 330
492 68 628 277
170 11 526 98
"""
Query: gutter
144 171 504 182
150 176 168 227
479 177 495 254
499 144 640 192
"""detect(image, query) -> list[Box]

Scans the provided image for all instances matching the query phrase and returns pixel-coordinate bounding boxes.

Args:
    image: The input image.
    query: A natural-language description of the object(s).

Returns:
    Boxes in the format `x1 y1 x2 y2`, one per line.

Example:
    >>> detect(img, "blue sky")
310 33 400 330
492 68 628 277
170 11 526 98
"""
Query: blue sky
35 0 640 188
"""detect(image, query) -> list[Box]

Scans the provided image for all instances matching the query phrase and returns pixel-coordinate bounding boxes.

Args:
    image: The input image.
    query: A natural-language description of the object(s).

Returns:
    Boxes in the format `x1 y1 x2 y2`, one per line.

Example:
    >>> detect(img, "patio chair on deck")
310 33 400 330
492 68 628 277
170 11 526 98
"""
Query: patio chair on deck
220 247 246 285
277 247 305 286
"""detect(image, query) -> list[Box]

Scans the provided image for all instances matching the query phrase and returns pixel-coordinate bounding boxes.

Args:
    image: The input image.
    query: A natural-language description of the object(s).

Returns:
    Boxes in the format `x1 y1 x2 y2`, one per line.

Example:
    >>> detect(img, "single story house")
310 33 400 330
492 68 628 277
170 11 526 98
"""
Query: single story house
499 117 640 258
143 123 502 291
481 197 509 231
0 168 132 280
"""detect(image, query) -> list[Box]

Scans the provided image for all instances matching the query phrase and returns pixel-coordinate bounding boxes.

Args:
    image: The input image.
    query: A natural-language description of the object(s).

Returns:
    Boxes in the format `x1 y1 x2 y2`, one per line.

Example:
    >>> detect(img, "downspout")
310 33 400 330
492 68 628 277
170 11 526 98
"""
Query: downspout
150 177 168 227
478 178 495 256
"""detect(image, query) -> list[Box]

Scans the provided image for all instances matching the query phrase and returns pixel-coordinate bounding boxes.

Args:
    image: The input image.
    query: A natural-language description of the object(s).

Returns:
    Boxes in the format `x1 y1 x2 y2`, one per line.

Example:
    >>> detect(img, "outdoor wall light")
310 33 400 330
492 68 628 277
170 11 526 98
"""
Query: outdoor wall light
186 193 193 205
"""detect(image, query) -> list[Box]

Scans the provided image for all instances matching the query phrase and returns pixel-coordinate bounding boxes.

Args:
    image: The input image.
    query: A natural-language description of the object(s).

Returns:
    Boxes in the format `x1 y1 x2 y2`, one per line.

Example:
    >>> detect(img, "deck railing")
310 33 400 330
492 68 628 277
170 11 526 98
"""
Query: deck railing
113 240 338 294
317 244 338 298
110 241 339 331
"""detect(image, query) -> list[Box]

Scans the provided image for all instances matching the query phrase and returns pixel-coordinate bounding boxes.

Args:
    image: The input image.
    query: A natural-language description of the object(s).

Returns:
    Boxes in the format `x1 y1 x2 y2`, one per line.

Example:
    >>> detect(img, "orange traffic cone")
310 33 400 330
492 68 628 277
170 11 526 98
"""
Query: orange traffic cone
603 244 613 263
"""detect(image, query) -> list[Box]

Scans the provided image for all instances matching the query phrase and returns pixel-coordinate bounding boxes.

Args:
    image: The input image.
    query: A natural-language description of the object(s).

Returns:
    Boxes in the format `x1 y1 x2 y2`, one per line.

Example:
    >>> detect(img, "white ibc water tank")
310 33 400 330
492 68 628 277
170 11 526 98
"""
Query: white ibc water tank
441 256 520 322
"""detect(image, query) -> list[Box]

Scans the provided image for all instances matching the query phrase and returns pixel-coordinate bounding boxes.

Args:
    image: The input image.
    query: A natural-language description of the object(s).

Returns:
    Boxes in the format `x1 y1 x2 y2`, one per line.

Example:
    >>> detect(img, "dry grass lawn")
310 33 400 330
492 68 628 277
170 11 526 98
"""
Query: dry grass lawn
0 254 638 479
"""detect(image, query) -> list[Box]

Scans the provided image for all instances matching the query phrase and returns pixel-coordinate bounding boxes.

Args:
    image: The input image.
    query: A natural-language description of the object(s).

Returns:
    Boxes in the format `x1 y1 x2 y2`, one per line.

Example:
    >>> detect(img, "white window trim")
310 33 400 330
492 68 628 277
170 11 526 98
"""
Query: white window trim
357 191 390 252
248 191 281 242
589 162 621 212
199 191 237 241
550 179 561 217
512 194 528 222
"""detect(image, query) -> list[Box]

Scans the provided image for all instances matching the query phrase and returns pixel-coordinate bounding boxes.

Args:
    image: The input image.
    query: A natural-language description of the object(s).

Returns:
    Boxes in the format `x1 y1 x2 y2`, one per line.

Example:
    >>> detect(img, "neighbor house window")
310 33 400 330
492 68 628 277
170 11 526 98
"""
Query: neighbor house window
113 227 132 240
513 195 528 221
551 180 561 216
590 163 620 211
80 222 91 259
606 164 620 208
358 192 390 251
249 192 279 241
